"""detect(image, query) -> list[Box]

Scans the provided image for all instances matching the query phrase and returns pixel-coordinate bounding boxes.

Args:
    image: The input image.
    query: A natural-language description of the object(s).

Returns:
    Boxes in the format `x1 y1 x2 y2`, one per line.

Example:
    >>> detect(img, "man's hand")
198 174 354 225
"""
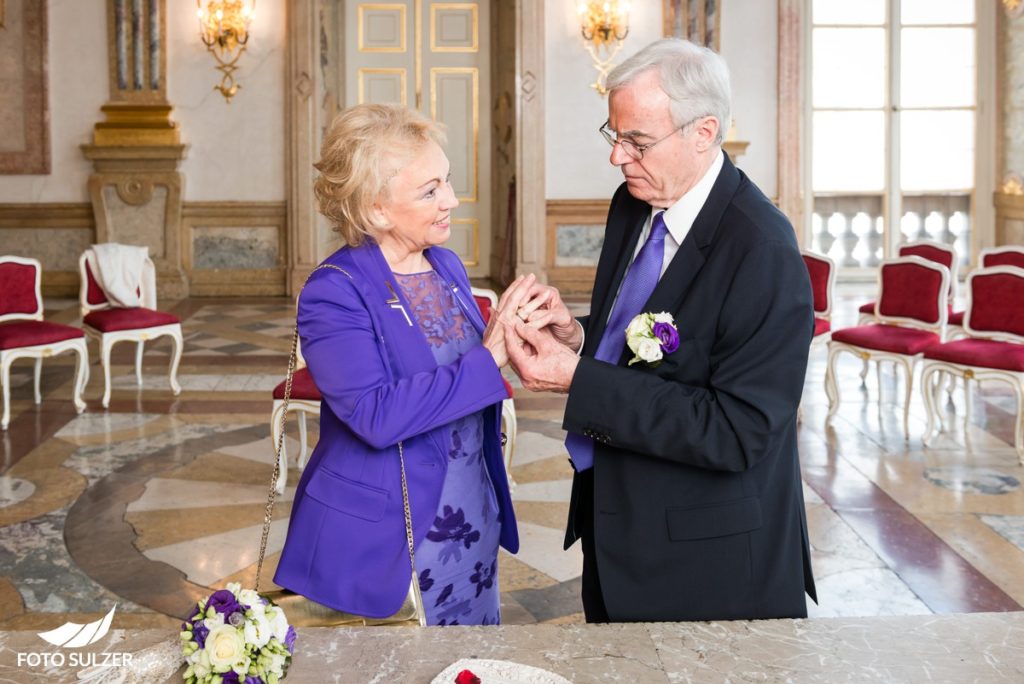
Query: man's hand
505 321 580 393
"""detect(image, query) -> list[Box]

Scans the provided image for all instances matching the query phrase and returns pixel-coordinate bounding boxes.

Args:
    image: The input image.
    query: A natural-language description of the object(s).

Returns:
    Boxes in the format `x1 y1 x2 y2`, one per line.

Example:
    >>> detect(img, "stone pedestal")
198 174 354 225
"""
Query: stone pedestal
81 141 189 300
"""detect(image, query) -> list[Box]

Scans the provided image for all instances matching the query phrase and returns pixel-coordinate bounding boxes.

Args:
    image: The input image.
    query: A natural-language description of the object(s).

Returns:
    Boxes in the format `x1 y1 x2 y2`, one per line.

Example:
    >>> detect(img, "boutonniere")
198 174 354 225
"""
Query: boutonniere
625 312 679 367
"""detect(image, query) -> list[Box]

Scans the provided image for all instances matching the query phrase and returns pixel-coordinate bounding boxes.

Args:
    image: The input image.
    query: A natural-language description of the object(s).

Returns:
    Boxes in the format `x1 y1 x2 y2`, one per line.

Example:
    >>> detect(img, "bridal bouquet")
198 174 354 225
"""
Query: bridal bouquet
625 312 680 367
180 583 296 684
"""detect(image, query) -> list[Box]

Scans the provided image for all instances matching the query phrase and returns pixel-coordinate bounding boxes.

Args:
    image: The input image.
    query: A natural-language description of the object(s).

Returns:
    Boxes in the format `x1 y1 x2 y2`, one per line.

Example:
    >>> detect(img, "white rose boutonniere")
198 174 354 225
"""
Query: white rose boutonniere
625 312 680 367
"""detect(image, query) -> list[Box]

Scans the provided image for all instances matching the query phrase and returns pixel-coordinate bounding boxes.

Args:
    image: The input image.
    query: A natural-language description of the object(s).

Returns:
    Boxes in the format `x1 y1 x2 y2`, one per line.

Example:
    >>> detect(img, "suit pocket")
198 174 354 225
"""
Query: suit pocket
305 467 389 522
666 496 762 541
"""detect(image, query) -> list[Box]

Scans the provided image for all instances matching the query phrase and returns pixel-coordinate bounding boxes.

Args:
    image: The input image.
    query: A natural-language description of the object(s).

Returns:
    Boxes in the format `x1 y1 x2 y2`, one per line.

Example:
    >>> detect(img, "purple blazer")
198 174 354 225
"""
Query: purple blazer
274 242 518 618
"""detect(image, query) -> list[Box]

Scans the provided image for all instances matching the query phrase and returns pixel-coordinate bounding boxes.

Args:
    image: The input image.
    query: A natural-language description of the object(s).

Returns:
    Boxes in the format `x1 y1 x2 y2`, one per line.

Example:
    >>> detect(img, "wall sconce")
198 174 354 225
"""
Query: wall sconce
196 0 255 102
577 1 631 96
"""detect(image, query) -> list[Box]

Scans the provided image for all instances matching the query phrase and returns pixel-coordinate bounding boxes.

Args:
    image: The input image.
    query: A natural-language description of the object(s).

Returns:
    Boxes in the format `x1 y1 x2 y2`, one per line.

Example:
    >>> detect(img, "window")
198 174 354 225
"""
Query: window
807 0 980 271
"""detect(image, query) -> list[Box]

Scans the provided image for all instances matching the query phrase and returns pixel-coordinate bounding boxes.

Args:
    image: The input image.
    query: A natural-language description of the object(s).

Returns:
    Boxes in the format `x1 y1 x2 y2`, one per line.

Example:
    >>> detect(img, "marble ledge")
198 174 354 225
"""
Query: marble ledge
0 612 1022 683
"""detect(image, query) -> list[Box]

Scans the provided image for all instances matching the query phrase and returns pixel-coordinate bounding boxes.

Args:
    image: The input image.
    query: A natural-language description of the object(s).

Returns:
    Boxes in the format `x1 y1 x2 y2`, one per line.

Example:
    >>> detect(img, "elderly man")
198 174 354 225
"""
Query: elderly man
506 39 817 622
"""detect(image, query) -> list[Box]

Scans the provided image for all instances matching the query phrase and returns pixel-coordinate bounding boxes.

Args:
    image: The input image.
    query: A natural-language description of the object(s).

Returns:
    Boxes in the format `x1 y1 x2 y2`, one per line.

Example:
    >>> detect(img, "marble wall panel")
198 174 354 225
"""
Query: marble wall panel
192 226 280 270
101 185 167 258
555 224 605 267
0 228 94 271
1005 14 1024 176
0 0 49 174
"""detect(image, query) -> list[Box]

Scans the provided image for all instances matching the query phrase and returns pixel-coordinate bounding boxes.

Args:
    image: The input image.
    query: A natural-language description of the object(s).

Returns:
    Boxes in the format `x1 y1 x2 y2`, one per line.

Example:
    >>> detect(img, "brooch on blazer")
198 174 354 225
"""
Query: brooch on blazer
385 281 414 326
626 312 680 367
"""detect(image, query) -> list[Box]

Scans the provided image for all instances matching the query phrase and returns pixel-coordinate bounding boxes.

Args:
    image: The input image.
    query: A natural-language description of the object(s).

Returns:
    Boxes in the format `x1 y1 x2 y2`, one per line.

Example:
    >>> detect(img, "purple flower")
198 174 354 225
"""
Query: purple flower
653 321 679 354
192 621 209 649
284 625 297 653
221 672 240 683
207 589 242 617
245 677 265 684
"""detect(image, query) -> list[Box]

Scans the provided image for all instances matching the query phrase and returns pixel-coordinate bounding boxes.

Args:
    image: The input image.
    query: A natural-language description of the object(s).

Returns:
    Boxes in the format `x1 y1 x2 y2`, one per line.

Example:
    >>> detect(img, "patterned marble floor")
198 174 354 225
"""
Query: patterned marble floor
0 288 1022 633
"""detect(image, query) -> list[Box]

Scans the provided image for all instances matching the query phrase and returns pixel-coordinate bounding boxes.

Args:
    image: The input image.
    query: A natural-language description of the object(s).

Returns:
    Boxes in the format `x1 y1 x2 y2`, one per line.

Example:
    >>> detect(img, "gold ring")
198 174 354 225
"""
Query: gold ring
516 309 529 321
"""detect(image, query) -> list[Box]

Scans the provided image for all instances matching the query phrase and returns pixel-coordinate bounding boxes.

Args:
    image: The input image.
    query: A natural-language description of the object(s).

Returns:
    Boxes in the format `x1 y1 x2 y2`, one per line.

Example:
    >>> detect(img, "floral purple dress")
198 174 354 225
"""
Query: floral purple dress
394 271 502 626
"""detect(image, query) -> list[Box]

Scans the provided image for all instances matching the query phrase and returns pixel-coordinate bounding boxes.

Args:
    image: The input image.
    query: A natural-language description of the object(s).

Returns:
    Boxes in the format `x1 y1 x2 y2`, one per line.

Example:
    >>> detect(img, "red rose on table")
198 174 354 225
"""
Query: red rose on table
455 670 481 684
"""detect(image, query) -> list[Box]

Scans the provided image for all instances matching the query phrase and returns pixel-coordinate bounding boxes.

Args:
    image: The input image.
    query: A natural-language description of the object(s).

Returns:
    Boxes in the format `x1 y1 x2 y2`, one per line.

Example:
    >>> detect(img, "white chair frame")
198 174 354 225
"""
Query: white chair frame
1 256 88 430
78 251 183 409
826 257 949 439
857 239 958 327
271 337 318 493
921 266 1024 464
801 250 836 349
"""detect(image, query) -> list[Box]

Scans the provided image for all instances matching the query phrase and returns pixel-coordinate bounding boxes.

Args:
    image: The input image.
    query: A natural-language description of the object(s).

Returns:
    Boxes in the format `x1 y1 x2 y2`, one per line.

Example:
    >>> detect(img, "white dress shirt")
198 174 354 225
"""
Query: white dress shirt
606 150 725 322
630 150 724 278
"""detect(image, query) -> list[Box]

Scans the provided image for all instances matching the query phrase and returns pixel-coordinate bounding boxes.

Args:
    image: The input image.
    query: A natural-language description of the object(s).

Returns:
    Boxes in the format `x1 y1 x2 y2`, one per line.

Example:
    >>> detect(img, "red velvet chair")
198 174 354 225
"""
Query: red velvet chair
78 250 183 408
921 266 1024 463
980 245 1024 269
826 256 949 439
0 256 88 430
802 250 836 347
857 240 957 325
948 247 1024 339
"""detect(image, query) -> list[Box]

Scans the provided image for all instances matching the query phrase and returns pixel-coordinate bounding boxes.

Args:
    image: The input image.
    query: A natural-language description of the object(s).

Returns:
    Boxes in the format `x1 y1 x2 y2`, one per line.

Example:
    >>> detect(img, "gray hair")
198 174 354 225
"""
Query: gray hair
607 38 731 146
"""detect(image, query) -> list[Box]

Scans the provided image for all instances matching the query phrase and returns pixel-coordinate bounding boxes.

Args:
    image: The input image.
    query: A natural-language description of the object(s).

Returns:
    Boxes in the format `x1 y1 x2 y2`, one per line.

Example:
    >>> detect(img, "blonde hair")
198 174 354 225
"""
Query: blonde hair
314 104 447 246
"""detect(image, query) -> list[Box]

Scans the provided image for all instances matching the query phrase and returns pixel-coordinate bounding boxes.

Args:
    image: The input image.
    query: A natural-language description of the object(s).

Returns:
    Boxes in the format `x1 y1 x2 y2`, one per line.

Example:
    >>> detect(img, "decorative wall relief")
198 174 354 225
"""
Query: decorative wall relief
663 0 719 51
0 0 50 174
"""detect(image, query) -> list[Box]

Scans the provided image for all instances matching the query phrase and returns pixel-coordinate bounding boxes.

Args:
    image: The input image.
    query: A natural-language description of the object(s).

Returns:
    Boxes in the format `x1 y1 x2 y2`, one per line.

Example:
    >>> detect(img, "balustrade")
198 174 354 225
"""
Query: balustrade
812 194 970 268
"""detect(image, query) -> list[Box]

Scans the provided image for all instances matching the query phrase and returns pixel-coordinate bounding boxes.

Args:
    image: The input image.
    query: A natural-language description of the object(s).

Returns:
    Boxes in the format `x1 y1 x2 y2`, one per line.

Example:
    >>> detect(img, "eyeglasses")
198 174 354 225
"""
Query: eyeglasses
599 117 701 160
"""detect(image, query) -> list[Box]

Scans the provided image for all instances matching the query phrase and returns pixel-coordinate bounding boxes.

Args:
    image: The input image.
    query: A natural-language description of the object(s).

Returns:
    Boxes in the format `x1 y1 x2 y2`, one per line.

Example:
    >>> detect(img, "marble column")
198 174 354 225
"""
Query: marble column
996 1 1024 245
81 0 188 299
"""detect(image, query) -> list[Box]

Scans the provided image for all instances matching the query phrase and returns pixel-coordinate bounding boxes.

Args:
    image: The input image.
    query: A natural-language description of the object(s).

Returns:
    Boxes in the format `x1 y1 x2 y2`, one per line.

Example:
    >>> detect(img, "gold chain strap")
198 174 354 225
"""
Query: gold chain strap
255 264 417 592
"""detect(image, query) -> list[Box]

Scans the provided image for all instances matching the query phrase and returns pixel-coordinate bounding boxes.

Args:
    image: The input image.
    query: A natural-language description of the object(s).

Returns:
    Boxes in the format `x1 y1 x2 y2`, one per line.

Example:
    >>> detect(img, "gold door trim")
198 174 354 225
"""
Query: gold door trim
358 3 408 53
430 3 479 53
357 68 409 105
414 0 423 108
451 217 480 266
430 67 479 203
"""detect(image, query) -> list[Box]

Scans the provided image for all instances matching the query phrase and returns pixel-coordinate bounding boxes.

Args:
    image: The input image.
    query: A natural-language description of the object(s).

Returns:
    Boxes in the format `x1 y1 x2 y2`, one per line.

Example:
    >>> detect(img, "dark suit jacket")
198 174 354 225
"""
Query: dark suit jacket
563 154 817 621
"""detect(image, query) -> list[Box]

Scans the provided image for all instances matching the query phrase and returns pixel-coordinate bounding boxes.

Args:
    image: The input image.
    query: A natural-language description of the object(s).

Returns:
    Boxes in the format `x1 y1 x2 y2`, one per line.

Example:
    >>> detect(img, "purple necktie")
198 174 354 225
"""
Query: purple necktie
566 211 669 471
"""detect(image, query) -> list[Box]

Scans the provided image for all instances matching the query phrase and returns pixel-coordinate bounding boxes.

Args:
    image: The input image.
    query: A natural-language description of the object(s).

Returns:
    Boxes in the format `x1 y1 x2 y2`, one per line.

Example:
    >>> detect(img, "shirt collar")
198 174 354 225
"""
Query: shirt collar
654 150 724 245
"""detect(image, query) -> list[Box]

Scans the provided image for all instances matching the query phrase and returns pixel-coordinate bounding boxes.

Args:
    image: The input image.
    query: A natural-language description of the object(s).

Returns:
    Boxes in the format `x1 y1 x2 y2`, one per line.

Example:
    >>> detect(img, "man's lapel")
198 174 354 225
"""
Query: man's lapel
616 153 742 363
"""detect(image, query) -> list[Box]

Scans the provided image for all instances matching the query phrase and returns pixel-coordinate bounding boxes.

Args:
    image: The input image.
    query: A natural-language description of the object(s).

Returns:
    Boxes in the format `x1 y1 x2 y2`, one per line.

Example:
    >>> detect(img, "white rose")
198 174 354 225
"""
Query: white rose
625 314 651 338
636 338 663 364
267 605 290 642
243 611 272 648
205 624 245 673
653 312 674 325
267 650 287 676
239 589 265 612
193 645 212 678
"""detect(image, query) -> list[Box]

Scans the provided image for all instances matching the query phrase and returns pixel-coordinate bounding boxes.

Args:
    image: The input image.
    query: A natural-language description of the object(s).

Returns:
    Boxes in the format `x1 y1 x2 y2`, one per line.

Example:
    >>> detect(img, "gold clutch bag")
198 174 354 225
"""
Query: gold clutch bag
259 581 424 627
254 263 427 627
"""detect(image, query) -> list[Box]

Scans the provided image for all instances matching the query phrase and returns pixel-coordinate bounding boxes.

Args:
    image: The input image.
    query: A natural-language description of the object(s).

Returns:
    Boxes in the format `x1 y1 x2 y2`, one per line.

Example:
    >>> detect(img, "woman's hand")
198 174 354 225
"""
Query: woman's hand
482 273 534 367
482 311 508 367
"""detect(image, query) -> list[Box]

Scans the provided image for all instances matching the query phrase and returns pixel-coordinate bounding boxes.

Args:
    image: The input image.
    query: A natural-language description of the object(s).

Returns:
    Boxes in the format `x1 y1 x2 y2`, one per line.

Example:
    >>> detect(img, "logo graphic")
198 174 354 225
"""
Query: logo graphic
37 605 116 648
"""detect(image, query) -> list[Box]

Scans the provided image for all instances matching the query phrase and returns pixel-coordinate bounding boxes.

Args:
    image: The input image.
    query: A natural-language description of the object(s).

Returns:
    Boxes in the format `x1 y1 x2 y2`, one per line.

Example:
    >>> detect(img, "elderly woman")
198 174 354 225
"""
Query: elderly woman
275 104 522 626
